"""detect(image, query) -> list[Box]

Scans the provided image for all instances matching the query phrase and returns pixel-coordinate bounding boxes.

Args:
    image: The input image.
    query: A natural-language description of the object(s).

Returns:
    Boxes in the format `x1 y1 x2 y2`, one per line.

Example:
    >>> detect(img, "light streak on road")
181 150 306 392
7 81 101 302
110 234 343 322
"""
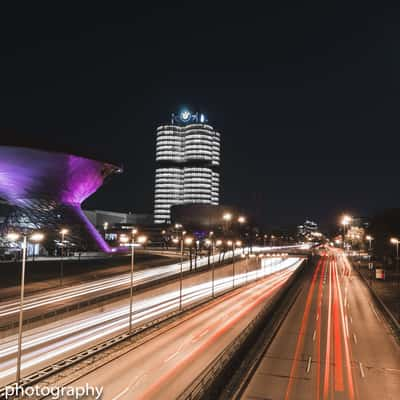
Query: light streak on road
0 257 303 387
0 246 300 320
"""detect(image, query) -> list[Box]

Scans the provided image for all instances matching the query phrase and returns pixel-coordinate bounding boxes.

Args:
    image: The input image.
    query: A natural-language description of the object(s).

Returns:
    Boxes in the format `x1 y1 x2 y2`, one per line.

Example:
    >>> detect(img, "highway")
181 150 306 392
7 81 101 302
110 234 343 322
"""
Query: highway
64 259 303 400
0 246 302 325
241 249 400 400
0 256 302 388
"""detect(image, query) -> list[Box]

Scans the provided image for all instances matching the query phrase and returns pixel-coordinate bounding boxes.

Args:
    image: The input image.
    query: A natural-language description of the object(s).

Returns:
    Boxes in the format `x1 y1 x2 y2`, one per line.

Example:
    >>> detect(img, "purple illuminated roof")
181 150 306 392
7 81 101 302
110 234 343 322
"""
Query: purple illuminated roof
0 146 120 206
0 146 121 252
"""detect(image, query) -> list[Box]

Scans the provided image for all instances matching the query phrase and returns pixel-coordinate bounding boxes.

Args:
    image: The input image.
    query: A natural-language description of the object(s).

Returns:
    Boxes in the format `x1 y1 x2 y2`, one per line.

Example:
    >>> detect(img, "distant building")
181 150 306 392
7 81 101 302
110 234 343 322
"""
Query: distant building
84 210 153 230
153 109 221 224
297 220 319 241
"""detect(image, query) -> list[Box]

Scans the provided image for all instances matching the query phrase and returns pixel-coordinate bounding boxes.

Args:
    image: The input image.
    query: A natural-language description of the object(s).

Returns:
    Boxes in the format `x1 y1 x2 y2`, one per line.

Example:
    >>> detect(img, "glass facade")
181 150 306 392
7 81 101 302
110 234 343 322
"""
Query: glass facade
154 119 221 224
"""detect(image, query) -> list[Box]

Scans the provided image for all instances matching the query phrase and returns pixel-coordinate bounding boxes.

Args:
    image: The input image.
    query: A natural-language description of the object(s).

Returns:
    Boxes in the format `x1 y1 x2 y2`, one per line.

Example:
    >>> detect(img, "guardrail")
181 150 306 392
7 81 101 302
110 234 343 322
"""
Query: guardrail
176 258 306 400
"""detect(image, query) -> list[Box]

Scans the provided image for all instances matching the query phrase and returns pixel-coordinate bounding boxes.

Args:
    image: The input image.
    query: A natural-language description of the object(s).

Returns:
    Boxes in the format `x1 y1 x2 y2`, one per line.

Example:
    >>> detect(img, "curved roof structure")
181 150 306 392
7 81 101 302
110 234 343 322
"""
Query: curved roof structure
0 146 121 252
0 146 120 206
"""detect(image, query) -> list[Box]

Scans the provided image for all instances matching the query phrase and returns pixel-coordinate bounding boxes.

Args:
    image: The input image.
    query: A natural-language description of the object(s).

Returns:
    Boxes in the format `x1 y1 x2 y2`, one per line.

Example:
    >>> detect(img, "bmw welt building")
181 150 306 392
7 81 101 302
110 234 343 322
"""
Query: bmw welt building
154 110 221 224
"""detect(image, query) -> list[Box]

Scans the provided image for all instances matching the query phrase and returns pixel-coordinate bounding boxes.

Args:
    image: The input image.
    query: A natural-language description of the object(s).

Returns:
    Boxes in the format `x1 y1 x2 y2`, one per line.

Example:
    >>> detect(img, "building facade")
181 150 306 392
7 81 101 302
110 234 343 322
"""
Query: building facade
154 110 221 223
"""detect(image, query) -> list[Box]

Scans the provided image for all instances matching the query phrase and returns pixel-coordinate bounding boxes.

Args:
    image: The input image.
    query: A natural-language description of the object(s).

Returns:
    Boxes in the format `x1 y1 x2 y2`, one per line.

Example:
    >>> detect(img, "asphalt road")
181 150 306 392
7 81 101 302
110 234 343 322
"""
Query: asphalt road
66 260 303 400
0 245 303 326
0 257 302 388
241 249 400 400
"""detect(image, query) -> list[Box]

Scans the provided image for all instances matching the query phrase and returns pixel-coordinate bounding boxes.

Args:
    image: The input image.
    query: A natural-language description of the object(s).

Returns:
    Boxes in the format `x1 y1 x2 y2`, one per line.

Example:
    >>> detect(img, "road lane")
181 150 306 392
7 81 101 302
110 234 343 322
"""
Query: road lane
0 257 302 387
66 260 303 400
241 249 400 400
0 246 300 325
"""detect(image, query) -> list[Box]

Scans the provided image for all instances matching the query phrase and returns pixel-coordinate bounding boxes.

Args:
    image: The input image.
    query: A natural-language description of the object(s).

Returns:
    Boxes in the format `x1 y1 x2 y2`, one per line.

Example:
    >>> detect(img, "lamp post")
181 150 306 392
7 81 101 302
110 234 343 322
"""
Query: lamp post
120 229 147 334
7 231 44 384
390 238 399 295
341 215 351 252
181 236 192 310
59 228 69 287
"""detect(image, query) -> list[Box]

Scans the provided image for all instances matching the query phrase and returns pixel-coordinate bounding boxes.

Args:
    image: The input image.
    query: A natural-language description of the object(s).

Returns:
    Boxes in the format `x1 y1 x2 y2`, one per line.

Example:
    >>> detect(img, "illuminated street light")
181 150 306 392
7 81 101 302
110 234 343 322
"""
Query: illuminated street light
120 229 146 335
7 232 20 242
7 230 43 384
137 235 147 244
59 228 69 287
30 232 44 242
184 237 193 246
216 239 222 246
238 216 246 224
223 213 232 221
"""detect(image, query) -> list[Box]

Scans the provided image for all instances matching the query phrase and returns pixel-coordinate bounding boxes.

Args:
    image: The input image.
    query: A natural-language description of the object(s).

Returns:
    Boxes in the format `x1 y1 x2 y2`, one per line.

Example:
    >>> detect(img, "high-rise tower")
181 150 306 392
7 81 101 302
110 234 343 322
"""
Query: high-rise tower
154 110 220 224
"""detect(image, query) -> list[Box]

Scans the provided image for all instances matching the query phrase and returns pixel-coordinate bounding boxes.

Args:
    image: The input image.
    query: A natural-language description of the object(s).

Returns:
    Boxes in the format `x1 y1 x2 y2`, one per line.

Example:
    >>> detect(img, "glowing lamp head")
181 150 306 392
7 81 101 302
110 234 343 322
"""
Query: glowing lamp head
223 213 232 221
238 216 246 224
7 233 20 242
205 239 211 246
390 237 399 245
30 232 44 242
227 240 233 246
216 239 222 246
172 238 179 244
60 228 69 235
137 235 147 244
119 235 129 244
236 240 242 247
184 237 193 246
365 235 373 241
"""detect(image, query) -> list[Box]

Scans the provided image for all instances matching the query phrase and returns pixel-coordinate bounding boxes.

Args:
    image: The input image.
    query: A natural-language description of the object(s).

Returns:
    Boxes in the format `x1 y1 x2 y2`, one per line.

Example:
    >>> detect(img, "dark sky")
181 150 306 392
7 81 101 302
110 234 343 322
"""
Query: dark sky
1 2 399 230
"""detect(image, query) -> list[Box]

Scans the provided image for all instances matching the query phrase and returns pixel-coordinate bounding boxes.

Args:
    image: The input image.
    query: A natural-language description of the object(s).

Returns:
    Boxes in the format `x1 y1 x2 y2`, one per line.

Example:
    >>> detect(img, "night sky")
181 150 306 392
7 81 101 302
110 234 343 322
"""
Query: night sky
1 2 399 230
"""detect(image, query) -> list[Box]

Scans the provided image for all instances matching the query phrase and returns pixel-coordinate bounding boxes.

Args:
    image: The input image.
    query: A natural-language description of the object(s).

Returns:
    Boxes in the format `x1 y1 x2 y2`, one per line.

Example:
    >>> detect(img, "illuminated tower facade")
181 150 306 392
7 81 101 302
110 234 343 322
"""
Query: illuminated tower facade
154 110 220 224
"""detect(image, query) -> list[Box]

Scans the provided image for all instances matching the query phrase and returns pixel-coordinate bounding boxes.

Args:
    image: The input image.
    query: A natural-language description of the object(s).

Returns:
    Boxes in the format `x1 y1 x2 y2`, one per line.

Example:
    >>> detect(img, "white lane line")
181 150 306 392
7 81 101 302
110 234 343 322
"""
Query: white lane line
316 313 319 321
369 303 380 321
350 316 353 324
312 330 316 342
353 333 358 344
345 316 350 338
306 356 312 373
359 362 366 378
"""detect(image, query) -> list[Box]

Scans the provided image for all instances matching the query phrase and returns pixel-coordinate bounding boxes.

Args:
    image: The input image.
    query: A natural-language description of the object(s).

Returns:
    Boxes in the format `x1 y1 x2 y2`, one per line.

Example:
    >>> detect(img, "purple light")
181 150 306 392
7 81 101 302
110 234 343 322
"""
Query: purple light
73 206 111 253
0 146 120 252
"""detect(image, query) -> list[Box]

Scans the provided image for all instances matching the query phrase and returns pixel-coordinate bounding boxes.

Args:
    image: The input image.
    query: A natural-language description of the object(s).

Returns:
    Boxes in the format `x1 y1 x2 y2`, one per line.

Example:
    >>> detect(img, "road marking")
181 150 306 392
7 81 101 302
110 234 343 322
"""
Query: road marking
353 333 357 344
369 303 380 321
350 316 353 324
313 329 316 341
359 362 366 378
316 313 319 321
306 356 312 373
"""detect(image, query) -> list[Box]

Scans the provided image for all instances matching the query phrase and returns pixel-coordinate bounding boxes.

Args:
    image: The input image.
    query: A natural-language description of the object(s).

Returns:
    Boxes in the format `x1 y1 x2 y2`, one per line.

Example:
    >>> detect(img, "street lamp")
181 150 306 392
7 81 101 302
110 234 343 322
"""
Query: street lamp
180 236 193 310
120 229 146 334
59 228 69 287
7 231 44 384
238 216 246 224
223 213 232 222
390 238 400 295
341 215 351 251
